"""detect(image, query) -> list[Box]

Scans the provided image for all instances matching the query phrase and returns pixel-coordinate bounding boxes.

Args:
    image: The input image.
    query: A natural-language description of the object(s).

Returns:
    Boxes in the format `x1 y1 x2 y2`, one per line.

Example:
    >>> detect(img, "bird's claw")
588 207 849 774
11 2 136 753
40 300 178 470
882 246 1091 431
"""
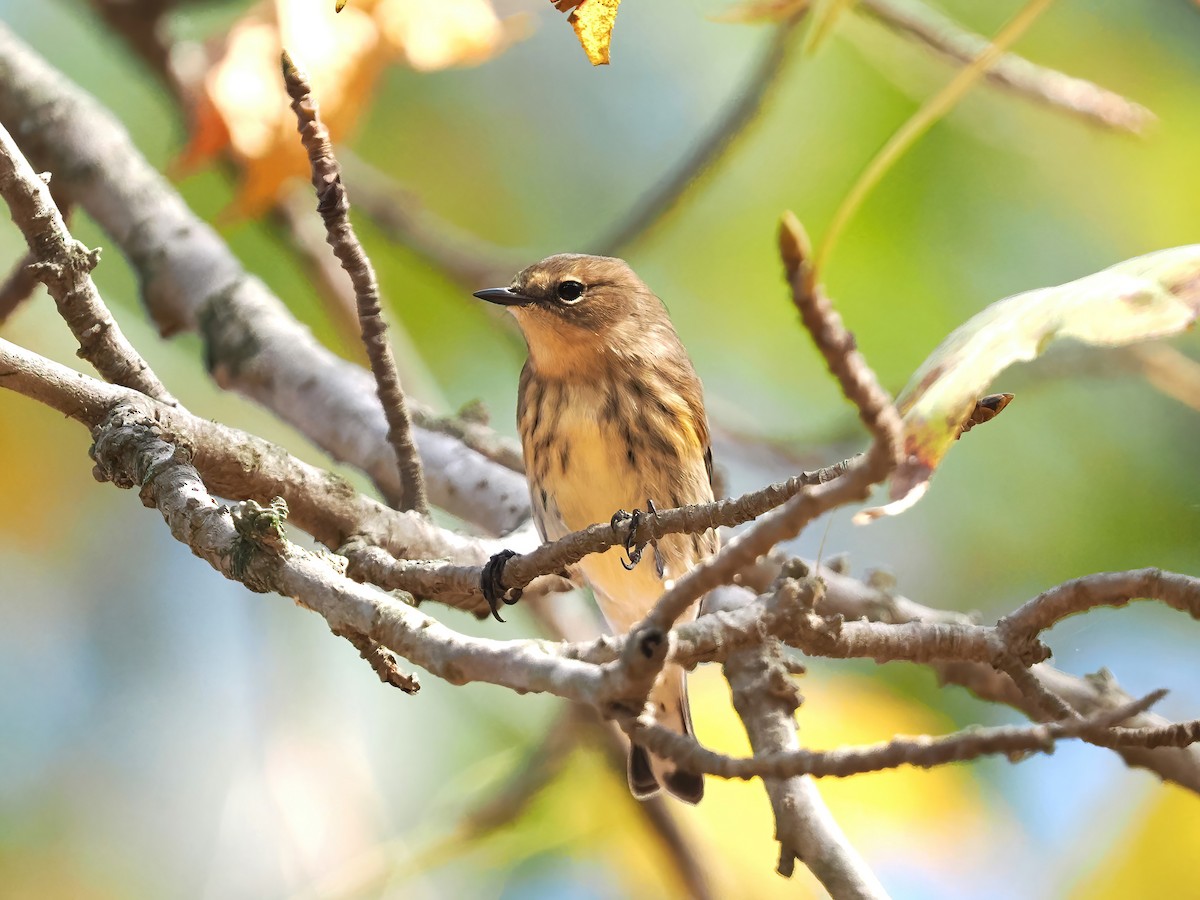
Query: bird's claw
615 499 659 571
481 549 522 623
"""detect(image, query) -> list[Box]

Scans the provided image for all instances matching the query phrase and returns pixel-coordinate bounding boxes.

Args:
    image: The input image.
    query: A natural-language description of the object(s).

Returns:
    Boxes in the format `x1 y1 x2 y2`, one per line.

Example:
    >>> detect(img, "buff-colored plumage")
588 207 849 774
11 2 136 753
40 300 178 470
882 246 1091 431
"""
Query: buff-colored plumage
476 253 717 803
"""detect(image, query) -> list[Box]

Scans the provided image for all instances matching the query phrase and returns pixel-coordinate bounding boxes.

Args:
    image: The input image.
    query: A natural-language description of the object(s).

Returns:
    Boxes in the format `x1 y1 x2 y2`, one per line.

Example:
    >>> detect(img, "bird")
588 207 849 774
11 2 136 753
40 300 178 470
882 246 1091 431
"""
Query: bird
474 253 717 804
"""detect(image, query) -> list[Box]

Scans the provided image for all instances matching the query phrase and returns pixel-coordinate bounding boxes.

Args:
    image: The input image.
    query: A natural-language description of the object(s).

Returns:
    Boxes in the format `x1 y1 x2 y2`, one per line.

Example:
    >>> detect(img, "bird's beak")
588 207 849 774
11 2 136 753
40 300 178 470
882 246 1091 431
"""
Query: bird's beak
473 287 534 307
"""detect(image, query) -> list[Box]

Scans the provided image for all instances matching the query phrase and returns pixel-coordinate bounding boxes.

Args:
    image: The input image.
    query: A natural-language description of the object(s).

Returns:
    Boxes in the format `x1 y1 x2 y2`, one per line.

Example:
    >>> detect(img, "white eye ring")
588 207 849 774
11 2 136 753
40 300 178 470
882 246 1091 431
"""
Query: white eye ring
556 280 585 303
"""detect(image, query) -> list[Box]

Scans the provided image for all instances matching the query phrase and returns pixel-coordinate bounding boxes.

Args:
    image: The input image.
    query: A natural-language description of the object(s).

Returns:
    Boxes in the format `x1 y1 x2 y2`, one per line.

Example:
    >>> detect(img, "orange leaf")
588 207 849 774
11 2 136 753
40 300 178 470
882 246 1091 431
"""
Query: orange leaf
178 0 511 216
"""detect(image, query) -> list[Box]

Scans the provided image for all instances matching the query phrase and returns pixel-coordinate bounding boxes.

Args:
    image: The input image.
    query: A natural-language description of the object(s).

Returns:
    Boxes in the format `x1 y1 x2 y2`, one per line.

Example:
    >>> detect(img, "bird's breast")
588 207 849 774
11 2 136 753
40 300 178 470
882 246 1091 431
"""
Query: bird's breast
519 373 715 629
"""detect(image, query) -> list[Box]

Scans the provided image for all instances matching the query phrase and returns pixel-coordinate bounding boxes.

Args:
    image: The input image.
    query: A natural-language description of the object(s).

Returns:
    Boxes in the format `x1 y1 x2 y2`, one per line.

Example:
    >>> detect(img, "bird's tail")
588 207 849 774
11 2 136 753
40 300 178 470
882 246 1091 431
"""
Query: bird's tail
628 664 704 804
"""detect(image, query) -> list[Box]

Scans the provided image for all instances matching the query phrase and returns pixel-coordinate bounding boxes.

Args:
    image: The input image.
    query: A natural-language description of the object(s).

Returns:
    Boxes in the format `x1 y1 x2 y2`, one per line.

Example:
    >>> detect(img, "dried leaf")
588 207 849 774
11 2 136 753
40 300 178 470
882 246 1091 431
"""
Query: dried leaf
565 0 621 66
178 0 511 215
858 246 1200 522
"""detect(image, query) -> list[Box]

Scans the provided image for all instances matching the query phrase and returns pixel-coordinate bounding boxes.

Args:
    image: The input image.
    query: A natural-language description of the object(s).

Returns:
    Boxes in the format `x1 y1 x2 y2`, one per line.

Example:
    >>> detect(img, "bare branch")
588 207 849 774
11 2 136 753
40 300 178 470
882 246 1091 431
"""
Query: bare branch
86 403 621 706
1100 719 1200 751
629 690 1166 780
347 455 859 617
0 338 513 565
331 624 421 694
858 0 1154 134
282 52 428 516
282 56 429 518
716 586 887 894
728 0 1153 134
998 569 1200 650
272 193 370 359
0 121 177 405
808 564 1200 791
409 401 526 474
0 24 528 535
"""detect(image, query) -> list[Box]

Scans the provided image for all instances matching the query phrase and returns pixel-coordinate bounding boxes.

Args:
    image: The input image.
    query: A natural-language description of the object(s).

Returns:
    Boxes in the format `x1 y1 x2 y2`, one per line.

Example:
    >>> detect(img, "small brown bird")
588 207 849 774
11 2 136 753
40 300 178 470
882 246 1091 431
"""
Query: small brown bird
475 254 717 803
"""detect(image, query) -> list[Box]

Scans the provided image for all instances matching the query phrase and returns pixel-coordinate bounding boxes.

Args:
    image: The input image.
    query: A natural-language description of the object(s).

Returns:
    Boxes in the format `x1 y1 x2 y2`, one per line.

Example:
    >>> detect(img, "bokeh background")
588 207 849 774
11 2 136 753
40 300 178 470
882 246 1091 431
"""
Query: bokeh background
1 0 1199 897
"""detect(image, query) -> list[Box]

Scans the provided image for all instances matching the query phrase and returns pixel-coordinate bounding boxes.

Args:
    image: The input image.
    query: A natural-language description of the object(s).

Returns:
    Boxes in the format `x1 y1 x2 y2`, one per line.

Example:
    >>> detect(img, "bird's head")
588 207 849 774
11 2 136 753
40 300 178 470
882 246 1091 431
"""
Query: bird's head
474 253 677 377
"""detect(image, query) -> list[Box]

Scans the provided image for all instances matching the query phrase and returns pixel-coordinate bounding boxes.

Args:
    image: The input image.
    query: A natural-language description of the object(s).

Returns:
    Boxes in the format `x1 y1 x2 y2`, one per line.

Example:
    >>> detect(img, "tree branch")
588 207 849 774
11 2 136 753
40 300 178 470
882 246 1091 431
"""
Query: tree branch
0 121 177 405
858 0 1153 134
629 690 1166 780
0 23 527 535
0 337 517 564
282 52 428 516
715 586 887 894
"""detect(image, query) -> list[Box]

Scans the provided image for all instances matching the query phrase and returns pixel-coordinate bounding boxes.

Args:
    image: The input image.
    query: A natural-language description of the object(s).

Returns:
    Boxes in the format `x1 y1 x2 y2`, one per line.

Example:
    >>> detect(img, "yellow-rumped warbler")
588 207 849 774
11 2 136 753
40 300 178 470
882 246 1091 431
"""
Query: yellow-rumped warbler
475 254 716 804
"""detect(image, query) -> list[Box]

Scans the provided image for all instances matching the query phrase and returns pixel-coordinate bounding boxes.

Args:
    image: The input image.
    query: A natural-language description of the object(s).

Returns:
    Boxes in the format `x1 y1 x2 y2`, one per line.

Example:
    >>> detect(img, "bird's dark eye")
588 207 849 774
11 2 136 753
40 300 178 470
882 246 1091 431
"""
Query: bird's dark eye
556 280 585 303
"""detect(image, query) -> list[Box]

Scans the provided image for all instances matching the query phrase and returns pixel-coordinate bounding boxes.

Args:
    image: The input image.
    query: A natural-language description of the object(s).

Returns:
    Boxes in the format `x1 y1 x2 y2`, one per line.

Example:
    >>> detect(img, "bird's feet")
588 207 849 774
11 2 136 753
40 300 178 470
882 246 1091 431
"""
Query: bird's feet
612 499 660 572
481 549 522 623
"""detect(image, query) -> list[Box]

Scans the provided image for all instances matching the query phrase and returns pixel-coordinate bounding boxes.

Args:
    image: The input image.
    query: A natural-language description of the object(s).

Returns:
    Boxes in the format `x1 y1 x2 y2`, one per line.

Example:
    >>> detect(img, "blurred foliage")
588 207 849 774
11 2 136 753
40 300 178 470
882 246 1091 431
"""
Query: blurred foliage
1 0 1199 897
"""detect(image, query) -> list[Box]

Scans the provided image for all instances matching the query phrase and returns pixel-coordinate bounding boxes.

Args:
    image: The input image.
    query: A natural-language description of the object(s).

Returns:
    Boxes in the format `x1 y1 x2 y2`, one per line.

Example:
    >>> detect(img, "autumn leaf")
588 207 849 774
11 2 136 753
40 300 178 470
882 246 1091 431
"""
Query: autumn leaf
178 0 513 216
858 245 1200 521
556 0 621 66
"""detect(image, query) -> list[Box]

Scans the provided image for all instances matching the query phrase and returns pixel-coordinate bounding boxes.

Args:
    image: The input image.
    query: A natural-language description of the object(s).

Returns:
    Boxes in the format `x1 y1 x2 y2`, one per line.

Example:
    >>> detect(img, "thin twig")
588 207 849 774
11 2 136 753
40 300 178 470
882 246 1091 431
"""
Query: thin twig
1099 719 1200 751
409 402 526 474
0 25 527 534
347 455 860 616
858 0 1153 134
331 625 421 694
0 123 178 405
728 0 1152 134
998 569 1200 650
282 52 429 516
272 192 369 360
627 691 1166 780
992 650 1080 722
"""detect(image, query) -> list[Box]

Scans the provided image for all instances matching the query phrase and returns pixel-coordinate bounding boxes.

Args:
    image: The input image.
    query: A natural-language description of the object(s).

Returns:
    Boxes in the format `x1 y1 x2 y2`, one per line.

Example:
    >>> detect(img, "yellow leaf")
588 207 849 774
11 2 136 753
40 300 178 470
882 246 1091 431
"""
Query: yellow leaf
567 0 621 66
